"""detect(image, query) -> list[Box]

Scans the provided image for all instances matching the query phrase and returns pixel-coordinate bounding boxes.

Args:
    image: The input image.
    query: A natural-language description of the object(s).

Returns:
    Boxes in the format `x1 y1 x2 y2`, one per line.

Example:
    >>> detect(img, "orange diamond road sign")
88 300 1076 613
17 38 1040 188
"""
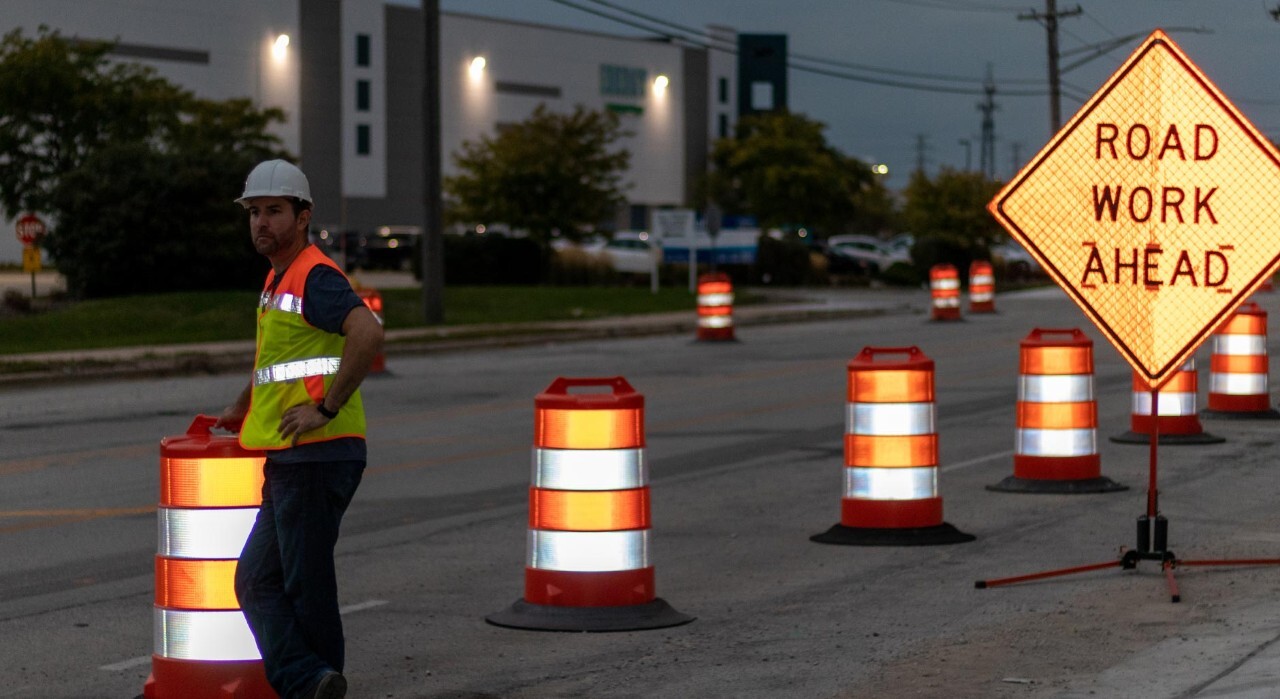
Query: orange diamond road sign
989 30 1280 387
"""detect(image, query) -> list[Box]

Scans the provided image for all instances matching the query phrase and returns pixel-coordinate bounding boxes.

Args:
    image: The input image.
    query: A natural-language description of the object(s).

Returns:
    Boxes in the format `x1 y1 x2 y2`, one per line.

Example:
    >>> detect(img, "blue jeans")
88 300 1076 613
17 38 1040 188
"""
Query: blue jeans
235 459 364 699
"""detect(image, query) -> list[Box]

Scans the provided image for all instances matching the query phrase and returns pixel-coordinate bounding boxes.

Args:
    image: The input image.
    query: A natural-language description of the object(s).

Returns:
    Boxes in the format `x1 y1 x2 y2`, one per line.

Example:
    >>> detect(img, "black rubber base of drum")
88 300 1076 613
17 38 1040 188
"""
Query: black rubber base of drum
810 522 976 546
485 598 694 632
1109 430 1225 445
986 475 1128 494
1200 408 1280 420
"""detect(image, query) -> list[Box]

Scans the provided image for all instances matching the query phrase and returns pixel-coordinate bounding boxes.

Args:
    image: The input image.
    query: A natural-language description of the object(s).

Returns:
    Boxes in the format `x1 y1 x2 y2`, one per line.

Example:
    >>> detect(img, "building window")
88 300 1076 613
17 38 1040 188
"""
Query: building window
718 77 728 104
751 81 774 111
356 34 370 67
718 113 729 139
356 124 371 155
356 80 370 111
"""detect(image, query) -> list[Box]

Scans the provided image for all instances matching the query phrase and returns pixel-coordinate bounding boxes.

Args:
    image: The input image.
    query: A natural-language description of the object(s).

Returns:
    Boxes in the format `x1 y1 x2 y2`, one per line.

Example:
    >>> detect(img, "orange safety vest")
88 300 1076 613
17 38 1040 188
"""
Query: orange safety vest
239 245 367 450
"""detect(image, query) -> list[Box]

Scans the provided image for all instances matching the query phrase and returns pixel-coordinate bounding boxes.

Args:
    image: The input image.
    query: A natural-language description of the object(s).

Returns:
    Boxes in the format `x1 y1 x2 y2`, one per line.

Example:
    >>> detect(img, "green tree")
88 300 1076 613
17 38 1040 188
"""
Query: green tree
0 28 187 216
703 111 889 236
900 167 1005 273
0 28 288 297
445 104 631 248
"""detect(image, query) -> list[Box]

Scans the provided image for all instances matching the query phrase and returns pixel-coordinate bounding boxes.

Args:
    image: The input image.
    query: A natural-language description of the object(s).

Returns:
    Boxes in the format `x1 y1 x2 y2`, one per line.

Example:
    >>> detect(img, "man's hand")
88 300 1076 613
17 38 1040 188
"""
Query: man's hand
278 403 331 445
214 383 253 432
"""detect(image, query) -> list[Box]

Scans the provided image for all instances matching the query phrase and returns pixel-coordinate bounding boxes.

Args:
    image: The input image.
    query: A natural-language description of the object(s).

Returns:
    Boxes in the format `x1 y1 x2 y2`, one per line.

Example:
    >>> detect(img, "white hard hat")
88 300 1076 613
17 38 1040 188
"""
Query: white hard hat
235 159 312 207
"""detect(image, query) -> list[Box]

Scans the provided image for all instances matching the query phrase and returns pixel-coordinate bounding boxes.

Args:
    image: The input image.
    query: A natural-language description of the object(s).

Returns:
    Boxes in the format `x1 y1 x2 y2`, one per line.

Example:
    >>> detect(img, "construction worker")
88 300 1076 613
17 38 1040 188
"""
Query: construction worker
216 159 383 699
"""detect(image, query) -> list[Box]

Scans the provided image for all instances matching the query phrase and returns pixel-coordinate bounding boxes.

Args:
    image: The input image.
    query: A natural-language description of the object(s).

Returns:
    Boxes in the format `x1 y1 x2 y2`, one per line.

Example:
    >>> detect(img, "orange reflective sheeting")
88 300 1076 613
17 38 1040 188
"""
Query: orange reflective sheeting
844 434 938 468
1017 401 1097 429
154 558 240 610
535 408 644 449
1021 347 1093 375
848 370 934 403
1211 354 1268 373
529 487 650 531
1220 314 1266 335
699 281 732 295
1135 371 1196 392
698 306 732 316
160 458 265 508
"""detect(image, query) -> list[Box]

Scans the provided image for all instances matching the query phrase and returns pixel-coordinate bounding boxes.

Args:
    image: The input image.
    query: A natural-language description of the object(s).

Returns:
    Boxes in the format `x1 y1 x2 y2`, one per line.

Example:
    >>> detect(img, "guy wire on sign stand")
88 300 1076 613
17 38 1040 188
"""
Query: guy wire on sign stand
975 381 1280 603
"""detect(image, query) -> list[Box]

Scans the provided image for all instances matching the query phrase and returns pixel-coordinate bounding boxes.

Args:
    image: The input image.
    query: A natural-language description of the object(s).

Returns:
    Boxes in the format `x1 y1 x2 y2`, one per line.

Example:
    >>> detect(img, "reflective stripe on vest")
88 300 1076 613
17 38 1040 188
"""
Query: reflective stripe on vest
254 357 341 386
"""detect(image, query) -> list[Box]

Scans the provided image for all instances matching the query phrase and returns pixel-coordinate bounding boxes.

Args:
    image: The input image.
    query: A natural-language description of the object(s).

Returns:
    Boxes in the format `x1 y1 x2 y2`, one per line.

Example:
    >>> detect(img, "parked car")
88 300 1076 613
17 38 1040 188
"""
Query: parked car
314 228 365 272
362 226 420 270
884 233 914 266
550 234 607 253
825 234 893 275
991 240 1043 279
601 235 657 274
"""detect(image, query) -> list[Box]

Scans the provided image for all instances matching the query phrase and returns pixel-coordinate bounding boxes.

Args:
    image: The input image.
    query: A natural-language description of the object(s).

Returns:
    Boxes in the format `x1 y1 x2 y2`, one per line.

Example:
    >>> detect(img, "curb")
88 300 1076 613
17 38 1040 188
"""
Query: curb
0 303 915 388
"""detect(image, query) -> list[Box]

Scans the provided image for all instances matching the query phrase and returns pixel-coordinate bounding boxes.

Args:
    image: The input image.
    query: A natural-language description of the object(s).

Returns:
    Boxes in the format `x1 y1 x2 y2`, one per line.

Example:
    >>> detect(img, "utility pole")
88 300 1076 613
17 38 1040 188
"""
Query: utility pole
422 0 445 324
914 133 929 175
1019 0 1082 131
959 139 972 171
977 64 998 180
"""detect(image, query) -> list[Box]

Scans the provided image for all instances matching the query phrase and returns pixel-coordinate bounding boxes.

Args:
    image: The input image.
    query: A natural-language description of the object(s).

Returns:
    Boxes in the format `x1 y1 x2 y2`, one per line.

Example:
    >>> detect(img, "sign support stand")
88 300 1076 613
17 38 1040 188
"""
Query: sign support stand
979 29 1280 603
976 387 1280 602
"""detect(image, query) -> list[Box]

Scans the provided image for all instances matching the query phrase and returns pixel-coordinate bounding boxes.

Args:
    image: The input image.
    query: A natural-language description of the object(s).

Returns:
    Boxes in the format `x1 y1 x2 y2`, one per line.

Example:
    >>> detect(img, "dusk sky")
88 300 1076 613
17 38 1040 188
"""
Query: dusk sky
431 0 1280 191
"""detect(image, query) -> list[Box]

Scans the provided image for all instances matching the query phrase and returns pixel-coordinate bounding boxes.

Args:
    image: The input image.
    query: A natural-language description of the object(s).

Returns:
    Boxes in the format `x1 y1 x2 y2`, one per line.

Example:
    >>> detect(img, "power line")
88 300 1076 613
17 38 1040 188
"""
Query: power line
576 0 1044 86
869 0 1026 13
548 0 1054 97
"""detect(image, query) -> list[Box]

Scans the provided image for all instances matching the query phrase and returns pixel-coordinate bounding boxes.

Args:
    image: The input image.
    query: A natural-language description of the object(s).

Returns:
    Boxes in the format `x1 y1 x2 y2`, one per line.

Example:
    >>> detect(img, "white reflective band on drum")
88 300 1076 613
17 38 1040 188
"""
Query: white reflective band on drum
933 279 960 290
1214 335 1267 355
1016 428 1097 457
1210 373 1268 396
154 608 261 661
698 316 733 329
971 274 994 285
848 402 933 436
532 448 647 490
1020 375 1093 402
1132 392 1196 416
971 292 994 301
254 356 341 385
158 507 258 559
527 529 649 572
844 467 936 500
698 293 734 306
259 292 303 314
934 297 959 307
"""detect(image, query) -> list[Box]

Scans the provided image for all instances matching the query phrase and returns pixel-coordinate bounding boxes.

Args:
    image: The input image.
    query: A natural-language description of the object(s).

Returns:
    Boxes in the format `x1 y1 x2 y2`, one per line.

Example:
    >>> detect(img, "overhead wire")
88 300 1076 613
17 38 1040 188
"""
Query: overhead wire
550 0 1054 96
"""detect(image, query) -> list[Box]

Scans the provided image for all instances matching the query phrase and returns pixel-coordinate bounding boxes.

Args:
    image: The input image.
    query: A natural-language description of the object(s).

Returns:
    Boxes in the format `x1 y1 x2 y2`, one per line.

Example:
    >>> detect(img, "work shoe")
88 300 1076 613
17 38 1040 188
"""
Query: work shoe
311 670 347 699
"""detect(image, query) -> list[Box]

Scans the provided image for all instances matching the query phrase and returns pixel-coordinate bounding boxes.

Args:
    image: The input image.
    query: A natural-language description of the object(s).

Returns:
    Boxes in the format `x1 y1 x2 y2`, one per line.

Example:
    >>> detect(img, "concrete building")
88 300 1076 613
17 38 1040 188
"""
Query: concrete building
0 0 776 264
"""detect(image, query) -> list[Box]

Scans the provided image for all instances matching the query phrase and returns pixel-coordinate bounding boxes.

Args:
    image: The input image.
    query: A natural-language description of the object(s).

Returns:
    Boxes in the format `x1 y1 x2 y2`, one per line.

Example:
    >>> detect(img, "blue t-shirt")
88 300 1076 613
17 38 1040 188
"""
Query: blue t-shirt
267 263 368 464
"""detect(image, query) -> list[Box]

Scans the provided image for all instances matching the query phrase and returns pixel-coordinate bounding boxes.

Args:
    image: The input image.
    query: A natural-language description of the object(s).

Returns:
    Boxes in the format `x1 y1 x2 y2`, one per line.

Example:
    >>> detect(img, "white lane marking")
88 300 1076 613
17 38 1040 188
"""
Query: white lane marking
99 655 152 672
100 599 390 671
940 449 1015 473
340 599 389 614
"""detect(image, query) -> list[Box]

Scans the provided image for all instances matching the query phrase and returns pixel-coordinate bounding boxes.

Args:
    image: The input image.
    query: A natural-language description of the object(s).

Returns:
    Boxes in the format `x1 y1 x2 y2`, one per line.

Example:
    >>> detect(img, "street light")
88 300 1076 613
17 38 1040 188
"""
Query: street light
272 34 289 63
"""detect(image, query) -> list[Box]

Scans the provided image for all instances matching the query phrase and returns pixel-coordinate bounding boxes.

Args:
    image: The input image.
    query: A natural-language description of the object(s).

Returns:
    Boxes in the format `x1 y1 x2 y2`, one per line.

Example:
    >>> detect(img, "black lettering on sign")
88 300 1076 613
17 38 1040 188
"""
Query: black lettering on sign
1091 186 1217 224
1078 244 1231 287
1095 123 1218 161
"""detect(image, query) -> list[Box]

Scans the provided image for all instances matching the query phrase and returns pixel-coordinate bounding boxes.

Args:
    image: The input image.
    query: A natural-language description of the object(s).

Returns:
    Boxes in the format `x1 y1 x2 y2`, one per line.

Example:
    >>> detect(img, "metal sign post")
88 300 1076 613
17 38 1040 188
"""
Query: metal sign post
977 30 1280 601
15 214 46 299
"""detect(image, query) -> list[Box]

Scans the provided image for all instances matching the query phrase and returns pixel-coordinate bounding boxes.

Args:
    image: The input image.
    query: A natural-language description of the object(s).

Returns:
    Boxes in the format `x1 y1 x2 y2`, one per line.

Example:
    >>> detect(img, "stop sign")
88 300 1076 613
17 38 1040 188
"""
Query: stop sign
15 214 46 246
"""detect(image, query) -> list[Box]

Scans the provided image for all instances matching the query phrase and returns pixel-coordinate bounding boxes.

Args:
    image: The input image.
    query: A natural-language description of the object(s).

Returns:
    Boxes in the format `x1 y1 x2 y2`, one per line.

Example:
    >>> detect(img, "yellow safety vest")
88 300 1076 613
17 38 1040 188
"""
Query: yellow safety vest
239 245 367 450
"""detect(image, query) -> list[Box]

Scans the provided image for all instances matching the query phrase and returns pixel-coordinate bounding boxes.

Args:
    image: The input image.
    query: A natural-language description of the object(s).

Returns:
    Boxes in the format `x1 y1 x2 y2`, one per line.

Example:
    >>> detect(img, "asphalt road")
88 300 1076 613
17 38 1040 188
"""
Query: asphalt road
4 287 1280 698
